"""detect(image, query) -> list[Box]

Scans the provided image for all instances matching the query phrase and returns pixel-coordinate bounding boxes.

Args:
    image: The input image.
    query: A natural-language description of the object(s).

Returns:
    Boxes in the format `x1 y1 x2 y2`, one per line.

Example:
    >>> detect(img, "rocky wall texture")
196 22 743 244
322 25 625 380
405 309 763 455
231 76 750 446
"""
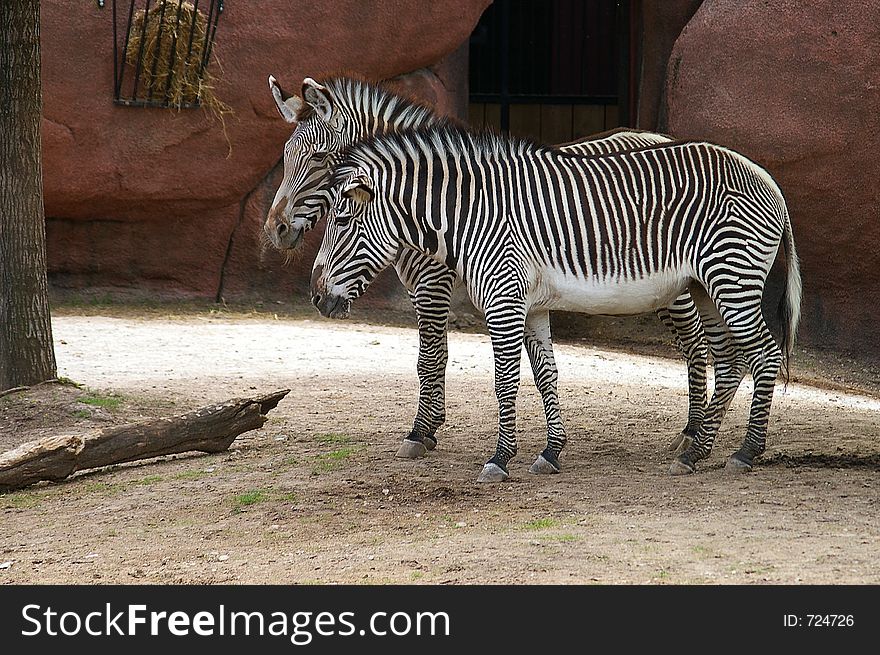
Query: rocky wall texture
636 0 703 131
664 0 880 354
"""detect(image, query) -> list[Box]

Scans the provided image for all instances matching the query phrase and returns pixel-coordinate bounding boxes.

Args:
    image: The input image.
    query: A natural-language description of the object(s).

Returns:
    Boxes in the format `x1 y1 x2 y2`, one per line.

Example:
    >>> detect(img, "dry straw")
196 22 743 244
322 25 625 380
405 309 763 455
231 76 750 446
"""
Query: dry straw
126 0 233 152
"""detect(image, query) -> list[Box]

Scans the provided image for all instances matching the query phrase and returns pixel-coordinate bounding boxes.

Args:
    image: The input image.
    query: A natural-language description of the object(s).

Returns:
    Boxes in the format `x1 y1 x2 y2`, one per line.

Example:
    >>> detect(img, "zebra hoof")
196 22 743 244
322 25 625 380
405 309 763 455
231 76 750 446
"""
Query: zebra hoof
424 436 437 451
724 456 753 473
395 439 427 459
668 459 696 476
477 463 509 483
528 454 561 475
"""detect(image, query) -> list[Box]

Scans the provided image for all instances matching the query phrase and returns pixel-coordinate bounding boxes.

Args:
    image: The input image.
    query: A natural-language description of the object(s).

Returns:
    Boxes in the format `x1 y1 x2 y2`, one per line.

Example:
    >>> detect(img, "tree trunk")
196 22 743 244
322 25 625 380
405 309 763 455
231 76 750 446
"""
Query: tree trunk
0 1 57 390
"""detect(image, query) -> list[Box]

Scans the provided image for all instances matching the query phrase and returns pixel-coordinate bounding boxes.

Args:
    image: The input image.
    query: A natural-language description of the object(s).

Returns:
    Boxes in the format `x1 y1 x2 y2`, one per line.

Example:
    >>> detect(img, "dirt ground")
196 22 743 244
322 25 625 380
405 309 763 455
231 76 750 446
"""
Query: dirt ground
1 304 878 585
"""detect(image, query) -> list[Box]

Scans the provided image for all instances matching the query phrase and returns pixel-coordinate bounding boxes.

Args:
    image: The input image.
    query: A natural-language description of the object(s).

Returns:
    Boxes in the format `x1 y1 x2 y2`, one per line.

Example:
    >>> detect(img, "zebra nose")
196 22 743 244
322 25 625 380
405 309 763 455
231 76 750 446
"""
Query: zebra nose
276 222 289 238
312 293 322 309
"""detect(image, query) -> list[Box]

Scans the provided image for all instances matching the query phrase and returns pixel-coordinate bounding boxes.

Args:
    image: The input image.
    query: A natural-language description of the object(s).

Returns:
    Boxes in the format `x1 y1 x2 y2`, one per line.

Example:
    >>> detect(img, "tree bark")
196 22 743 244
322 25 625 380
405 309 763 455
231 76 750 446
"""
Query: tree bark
0 389 290 491
0 1 57 390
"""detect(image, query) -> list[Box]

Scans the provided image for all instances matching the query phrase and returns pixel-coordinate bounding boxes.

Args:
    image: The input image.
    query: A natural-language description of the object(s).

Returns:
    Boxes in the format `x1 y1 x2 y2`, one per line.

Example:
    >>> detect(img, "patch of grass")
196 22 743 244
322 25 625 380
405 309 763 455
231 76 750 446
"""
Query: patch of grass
79 392 123 411
544 533 579 543
0 491 45 509
133 475 163 486
312 447 359 474
410 571 424 581
233 490 269 508
229 488 296 513
312 460 337 474
522 518 559 531
325 447 357 460
81 481 121 495
57 376 84 389
73 409 92 419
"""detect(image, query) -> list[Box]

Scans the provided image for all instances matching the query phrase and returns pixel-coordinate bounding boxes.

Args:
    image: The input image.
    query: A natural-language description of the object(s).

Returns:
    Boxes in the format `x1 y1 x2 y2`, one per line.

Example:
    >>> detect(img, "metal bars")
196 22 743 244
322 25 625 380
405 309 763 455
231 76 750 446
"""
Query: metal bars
111 0 224 108
469 0 625 133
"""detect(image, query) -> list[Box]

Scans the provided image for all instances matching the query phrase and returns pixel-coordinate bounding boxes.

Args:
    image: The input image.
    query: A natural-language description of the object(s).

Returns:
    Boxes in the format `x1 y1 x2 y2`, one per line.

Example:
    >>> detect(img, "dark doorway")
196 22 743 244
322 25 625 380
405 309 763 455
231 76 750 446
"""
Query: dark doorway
468 0 633 143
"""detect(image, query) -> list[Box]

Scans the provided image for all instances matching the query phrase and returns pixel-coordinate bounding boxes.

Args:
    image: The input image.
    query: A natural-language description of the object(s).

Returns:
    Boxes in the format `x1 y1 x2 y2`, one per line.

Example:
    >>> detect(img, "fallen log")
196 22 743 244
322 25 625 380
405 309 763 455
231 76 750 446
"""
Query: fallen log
0 389 289 492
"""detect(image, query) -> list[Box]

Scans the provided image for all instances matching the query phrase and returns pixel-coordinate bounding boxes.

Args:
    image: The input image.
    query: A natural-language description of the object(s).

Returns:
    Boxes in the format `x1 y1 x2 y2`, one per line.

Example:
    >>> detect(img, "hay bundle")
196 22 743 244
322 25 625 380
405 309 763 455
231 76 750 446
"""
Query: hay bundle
125 0 230 120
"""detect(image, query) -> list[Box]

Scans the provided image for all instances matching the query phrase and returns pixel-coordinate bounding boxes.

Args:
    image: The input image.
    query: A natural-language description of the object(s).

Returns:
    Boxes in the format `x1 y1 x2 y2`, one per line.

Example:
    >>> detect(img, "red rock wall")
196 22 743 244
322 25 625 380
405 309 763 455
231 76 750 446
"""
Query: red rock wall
43 1 488 300
664 0 880 355
636 0 703 130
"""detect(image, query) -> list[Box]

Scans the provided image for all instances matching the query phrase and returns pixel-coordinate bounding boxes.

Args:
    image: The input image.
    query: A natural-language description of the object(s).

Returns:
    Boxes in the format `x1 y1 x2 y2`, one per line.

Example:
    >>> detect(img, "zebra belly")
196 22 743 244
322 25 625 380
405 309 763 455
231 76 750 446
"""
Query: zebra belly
535 268 690 315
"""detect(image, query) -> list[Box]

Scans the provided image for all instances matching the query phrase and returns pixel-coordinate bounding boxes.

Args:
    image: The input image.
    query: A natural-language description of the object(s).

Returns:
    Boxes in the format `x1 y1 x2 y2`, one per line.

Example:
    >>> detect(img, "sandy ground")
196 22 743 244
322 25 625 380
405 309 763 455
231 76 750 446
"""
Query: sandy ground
1 311 878 584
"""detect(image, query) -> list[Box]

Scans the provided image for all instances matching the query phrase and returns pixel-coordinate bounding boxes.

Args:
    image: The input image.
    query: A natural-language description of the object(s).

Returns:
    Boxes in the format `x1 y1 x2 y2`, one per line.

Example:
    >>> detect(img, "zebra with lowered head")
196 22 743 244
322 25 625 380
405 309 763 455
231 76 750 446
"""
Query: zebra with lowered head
264 74 708 464
310 122 802 482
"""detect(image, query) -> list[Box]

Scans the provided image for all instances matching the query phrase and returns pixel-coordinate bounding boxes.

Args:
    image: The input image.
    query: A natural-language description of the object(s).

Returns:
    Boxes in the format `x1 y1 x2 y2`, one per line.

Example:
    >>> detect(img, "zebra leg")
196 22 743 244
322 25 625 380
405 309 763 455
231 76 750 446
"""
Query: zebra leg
477 301 527 483
396 267 456 459
522 310 566 474
657 292 708 453
670 285 746 474
670 352 747 474
725 324 782 473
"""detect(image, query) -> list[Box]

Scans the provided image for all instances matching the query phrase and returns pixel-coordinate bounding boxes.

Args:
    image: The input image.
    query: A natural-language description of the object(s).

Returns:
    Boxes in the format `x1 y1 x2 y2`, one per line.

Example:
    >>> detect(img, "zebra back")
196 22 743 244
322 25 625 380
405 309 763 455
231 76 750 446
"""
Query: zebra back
336 123 789 285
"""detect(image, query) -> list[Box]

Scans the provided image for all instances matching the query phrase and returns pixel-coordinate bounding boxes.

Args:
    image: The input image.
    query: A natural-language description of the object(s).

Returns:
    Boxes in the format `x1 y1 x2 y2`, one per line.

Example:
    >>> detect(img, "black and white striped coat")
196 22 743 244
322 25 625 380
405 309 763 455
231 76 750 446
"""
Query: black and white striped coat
265 75 708 463
312 123 801 481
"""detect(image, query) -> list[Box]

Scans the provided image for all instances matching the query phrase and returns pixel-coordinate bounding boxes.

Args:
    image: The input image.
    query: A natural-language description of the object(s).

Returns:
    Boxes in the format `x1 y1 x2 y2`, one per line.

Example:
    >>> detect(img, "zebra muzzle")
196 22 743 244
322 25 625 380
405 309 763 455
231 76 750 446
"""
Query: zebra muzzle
313 292 351 319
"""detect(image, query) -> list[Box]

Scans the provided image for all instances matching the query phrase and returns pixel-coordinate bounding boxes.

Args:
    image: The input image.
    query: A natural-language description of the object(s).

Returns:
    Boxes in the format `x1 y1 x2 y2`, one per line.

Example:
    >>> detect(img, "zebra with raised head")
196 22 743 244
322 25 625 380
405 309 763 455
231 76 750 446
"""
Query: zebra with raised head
263 74 708 462
310 123 801 482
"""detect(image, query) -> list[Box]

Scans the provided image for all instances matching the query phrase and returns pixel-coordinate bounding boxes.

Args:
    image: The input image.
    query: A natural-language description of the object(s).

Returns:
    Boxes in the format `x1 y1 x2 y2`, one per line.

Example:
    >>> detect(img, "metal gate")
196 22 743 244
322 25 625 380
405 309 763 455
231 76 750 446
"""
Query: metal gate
469 0 631 142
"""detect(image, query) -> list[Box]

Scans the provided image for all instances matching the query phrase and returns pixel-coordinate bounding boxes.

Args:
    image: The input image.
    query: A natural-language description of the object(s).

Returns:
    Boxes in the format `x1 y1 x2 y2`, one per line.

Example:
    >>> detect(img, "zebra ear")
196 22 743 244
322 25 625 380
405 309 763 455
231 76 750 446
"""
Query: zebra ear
302 77 334 122
268 75 302 124
342 174 374 204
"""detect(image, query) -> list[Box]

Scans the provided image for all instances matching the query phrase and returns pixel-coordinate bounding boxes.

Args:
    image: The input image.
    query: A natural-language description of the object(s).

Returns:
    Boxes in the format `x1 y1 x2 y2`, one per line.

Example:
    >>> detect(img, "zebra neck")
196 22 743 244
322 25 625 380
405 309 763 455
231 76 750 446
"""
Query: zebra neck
390 209 457 272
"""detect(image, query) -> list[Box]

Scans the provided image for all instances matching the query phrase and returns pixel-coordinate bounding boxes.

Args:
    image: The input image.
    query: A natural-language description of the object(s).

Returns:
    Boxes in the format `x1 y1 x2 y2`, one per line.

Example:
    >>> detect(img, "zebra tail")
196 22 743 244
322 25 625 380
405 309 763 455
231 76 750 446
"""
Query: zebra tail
776 208 802 385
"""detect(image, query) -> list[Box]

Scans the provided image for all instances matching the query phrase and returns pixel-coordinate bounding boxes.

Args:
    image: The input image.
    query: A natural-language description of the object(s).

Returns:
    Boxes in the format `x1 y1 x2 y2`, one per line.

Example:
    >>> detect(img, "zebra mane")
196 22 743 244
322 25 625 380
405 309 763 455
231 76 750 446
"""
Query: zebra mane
303 73 443 134
335 122 554 180
341 122 774 176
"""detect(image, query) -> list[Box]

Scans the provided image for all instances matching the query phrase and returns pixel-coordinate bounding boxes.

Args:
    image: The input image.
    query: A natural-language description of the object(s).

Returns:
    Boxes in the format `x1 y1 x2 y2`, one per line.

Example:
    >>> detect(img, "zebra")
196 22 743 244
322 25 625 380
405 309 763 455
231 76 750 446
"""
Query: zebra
264 74 708 461
310 122 802 483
